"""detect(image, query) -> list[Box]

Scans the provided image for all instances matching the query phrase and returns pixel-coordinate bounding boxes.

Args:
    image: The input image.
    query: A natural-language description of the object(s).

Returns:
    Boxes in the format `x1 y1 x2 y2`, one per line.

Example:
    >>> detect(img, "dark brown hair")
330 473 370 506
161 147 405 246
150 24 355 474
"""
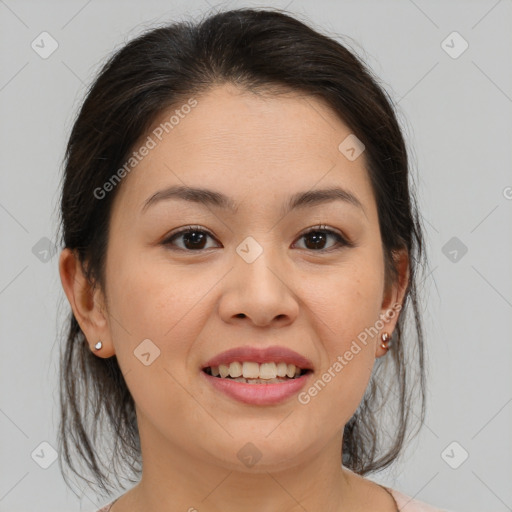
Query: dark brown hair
57 6 427 497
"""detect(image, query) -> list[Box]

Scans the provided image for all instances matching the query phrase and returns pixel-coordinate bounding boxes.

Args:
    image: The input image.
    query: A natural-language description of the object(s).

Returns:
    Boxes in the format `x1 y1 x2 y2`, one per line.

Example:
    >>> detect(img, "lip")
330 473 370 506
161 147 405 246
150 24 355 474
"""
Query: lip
200 370 313 405
201 345 314 370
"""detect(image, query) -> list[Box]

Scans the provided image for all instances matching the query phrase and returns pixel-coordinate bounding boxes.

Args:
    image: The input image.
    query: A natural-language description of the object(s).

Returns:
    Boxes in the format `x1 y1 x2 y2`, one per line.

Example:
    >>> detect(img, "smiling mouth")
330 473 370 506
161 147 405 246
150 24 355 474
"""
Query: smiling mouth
202 363 312 384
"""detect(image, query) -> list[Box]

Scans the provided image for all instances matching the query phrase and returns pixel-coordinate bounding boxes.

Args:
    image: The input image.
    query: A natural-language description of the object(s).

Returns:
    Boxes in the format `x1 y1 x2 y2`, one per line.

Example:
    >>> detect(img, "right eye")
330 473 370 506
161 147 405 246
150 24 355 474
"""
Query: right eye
161 225 220 252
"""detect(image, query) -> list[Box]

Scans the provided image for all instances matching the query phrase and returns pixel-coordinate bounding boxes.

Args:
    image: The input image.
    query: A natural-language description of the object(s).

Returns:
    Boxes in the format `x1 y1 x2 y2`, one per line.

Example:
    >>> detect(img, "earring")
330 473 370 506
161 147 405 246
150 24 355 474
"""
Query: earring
94 340 103 351
380 332 391 350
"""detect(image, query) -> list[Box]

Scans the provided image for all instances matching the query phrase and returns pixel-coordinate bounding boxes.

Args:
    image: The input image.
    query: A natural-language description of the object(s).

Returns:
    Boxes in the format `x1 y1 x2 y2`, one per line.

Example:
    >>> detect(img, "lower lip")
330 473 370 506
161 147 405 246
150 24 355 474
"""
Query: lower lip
201 370 312 405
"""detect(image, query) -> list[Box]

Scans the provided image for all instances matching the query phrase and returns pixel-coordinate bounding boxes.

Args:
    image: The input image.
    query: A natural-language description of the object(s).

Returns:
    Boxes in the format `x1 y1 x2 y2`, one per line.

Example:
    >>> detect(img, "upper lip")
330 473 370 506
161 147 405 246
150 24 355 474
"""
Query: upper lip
201 345 314 370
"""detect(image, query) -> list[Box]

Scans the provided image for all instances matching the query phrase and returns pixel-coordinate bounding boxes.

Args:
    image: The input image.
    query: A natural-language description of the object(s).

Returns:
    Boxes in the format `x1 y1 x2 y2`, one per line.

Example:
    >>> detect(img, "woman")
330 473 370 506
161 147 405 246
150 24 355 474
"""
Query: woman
57 7 452 512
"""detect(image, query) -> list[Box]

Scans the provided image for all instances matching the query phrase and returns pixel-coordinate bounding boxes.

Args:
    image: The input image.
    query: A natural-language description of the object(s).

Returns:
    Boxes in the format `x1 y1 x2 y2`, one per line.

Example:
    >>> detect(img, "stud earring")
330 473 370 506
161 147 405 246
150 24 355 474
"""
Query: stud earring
380 332 391 350
94 340 103 351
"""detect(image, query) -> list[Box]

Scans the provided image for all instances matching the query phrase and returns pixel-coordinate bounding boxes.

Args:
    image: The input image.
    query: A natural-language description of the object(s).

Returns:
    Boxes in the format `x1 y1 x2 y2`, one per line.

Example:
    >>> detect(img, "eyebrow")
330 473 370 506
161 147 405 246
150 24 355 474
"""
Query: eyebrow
141 185 365 216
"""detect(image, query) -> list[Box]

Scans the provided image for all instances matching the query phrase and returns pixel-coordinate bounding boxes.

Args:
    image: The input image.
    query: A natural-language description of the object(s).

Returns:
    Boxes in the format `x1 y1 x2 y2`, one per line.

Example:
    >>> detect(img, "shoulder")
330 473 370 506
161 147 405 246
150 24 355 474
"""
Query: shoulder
94 500 116 512
387 487 455 512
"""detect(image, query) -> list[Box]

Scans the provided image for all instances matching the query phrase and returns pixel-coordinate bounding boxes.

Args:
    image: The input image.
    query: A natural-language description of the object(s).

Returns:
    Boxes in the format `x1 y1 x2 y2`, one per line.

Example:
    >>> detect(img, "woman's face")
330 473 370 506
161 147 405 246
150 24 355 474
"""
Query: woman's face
76 84 406 472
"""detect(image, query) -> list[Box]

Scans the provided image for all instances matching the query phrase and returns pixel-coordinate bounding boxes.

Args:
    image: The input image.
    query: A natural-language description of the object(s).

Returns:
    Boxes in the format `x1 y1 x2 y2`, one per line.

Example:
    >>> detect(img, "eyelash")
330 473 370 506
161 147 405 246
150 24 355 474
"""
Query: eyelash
161 224 353 253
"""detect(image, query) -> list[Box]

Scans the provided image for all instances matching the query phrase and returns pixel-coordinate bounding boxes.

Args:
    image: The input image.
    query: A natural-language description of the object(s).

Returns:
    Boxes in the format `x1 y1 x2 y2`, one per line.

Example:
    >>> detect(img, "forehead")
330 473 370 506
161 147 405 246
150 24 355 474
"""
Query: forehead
112 83 374 217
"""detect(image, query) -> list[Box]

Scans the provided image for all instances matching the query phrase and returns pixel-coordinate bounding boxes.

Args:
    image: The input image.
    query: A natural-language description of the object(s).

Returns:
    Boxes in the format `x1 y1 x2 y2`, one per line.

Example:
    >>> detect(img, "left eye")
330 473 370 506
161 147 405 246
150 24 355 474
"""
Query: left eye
294 225 350 251
162 224 350 252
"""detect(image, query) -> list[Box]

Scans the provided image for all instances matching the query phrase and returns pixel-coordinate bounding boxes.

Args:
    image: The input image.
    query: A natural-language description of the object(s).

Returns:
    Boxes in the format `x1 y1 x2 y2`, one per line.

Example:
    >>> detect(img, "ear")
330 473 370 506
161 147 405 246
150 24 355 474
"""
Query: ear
375 247 409 358
58 248 115 358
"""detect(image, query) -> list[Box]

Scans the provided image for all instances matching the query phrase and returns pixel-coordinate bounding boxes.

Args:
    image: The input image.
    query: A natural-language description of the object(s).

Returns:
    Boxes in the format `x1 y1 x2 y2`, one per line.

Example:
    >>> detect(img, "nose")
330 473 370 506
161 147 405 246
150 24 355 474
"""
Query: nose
218 245 299 328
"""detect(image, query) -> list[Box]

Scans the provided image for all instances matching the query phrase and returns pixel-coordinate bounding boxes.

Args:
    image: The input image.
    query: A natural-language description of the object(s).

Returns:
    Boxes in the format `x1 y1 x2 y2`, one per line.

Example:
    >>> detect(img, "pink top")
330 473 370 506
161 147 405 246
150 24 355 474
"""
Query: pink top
389 488 453 511
94 487 453 511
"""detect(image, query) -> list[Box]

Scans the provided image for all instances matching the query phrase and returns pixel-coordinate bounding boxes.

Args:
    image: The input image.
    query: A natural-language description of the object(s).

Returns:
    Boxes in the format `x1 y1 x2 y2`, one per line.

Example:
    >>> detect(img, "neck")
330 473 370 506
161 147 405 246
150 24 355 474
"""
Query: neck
128 414 357 512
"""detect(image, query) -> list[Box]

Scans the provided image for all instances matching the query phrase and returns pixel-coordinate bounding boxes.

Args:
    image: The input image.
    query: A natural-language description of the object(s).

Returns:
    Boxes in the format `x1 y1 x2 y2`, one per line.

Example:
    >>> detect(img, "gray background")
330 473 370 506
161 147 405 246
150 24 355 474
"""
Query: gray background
1 0 511 511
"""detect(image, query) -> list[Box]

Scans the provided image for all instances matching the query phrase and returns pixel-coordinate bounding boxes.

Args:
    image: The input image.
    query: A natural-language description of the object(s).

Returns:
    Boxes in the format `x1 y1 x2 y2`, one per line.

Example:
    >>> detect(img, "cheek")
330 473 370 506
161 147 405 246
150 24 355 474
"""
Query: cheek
104 253 211 427
106 250 220 368
304 252 385 343
295 252 384 417
108 248 195 330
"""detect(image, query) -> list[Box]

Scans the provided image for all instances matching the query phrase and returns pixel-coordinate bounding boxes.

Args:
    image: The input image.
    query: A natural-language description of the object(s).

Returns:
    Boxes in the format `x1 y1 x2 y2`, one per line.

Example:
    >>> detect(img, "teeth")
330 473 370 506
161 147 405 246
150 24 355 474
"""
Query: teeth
233 377 289 384
228 361 243 378
276 362 288 377
219 364 230 378
242 361 260 379
259 362 277 379
209 361 304 380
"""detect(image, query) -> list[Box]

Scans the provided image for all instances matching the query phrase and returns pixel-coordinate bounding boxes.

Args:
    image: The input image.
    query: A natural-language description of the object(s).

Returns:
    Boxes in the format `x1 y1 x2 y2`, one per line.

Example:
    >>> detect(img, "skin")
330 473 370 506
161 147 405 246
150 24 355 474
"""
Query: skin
59 83 408 512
